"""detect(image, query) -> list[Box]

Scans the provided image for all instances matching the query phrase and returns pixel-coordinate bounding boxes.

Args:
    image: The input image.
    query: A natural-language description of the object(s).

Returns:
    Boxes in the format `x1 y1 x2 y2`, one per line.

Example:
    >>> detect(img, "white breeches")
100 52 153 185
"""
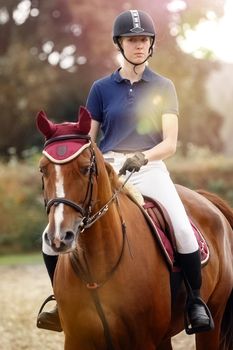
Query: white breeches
104 151 199 254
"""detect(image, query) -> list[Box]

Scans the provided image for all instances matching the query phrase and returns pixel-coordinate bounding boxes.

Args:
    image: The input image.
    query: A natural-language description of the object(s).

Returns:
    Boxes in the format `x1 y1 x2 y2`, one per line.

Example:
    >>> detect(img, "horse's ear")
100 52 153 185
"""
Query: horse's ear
36 110 56 139
77 106 91 134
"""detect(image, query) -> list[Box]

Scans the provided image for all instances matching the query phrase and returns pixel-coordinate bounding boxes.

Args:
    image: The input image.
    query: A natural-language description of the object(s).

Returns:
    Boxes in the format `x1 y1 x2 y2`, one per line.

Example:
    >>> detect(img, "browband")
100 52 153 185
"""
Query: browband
44 134 91 147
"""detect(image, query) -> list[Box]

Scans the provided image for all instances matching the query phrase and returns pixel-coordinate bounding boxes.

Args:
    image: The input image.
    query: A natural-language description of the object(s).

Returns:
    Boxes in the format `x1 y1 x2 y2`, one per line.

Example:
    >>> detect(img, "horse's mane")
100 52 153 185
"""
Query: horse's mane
104 162 127 193
94 145 131 197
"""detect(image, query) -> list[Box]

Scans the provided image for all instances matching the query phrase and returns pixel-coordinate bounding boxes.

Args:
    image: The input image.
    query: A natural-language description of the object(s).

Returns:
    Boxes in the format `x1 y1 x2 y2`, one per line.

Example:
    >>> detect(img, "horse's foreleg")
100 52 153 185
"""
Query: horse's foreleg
195 317 221 350
195 291 232 350
196 331 219 350
157 338 173 350
64 337 105 350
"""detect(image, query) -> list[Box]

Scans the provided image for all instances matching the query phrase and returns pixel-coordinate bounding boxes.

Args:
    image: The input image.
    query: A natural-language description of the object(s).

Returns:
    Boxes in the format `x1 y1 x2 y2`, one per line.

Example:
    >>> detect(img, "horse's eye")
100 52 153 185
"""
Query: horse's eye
80 166 90 176
40 166 48 176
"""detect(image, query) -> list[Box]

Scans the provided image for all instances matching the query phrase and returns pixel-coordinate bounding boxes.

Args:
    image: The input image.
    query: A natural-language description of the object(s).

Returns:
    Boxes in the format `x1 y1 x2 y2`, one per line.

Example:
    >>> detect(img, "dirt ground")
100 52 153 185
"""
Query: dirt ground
0 264 195 350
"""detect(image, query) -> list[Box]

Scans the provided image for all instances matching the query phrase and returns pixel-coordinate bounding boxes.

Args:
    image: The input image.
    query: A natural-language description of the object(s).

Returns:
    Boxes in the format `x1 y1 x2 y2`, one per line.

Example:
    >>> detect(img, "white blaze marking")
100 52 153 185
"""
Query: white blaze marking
54 165 65 239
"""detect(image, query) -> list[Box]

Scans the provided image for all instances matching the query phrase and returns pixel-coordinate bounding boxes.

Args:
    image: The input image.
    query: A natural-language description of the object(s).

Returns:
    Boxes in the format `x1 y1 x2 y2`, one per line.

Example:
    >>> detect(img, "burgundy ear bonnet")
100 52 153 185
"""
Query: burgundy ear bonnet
36 106 92 163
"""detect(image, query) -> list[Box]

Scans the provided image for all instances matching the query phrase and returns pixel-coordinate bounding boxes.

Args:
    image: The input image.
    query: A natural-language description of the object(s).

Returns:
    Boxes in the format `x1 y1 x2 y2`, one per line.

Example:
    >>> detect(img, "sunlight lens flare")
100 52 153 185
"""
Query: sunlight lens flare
177 0 233 63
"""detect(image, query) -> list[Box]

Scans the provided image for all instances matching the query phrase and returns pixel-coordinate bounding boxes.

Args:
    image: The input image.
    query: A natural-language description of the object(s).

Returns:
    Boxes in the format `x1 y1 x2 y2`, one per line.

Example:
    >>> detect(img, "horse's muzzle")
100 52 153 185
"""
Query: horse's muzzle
44 230 76 253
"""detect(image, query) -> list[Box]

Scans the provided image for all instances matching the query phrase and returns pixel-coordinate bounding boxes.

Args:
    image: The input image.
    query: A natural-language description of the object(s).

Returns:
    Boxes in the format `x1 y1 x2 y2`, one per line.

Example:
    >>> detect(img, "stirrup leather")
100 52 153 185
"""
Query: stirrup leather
184 296 214 335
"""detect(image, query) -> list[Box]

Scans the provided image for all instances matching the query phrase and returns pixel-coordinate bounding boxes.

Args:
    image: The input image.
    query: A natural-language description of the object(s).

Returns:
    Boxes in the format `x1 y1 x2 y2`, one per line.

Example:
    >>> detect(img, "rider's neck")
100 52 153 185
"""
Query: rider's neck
119 62 146 84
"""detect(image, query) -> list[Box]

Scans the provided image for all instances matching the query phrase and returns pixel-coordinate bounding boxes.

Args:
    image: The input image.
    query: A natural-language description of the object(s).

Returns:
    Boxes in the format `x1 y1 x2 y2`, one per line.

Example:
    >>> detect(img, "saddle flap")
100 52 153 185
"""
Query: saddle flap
142 197 210 271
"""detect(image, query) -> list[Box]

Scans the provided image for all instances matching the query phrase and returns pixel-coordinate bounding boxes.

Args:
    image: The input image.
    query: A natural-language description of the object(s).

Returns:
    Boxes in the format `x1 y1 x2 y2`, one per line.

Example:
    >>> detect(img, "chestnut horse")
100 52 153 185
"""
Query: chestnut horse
37 107 233 350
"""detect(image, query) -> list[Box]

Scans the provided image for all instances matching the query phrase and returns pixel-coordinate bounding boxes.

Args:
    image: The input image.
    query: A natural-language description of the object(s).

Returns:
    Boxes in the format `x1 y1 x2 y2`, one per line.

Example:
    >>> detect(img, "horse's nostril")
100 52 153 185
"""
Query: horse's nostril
64 230 75 242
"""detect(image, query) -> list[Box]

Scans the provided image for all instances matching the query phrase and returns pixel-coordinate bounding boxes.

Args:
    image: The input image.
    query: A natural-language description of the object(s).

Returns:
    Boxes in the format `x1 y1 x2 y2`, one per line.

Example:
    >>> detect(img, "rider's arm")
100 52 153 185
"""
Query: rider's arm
143 113 178 161
89 119 100 142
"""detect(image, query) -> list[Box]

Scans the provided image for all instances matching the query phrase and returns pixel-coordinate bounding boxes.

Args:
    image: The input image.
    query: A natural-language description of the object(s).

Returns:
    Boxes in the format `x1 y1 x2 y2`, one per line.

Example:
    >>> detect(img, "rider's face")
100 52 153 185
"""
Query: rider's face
121 36 151 64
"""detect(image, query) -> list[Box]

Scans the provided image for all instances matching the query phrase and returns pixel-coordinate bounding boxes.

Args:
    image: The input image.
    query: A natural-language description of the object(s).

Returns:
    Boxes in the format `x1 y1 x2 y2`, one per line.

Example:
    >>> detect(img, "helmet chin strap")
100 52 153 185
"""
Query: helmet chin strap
116 38 154 74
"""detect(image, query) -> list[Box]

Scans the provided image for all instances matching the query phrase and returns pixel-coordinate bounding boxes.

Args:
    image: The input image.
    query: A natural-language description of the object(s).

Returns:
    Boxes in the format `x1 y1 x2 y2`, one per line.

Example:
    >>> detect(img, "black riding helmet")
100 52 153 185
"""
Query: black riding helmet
113 10 156 66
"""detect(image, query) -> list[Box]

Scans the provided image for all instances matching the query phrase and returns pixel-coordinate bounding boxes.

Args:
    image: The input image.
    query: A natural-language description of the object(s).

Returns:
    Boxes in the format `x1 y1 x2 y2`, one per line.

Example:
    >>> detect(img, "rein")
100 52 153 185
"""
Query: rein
78 170 135 231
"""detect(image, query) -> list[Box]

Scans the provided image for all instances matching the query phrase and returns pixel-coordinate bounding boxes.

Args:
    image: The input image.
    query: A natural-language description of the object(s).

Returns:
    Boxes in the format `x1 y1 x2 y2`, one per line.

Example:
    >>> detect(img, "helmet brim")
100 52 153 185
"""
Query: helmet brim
113 32 155 43
118 32 155 37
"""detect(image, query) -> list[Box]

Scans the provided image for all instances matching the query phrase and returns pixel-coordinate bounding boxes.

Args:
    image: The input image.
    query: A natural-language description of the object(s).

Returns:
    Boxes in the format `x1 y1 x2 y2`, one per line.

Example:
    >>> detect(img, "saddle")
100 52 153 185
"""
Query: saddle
128 192 209 271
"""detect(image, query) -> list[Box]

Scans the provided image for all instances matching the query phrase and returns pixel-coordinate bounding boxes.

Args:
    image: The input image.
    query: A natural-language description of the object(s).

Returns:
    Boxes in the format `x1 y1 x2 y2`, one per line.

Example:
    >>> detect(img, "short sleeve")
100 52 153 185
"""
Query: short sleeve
86 82 103 122
162 80 179 116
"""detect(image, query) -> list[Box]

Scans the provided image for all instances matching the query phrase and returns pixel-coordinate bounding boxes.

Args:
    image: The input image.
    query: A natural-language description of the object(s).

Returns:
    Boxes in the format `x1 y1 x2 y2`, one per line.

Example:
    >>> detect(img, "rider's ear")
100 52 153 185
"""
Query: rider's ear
36 111 56 139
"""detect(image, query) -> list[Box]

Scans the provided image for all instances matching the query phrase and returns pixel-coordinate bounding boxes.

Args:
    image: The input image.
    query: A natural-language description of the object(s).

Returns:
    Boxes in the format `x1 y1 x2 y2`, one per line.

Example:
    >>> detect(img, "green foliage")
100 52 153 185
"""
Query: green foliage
0 160 46 254
0 252 42 265
166 145 233 205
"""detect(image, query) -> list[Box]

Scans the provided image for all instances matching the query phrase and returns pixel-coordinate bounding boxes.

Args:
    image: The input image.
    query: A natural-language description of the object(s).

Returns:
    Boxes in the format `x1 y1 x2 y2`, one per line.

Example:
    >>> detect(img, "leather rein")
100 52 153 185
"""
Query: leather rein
42 134 133 350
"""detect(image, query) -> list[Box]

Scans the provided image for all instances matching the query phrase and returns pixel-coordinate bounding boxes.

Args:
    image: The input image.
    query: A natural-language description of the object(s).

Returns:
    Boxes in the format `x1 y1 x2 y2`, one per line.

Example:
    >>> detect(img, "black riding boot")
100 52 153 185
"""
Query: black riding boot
43 252 58 285
177 250 214 334
37 253 62 332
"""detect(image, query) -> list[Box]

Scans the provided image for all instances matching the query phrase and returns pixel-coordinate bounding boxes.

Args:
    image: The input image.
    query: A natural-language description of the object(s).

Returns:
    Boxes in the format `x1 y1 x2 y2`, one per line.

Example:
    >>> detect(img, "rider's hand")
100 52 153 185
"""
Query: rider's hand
118 152 148 176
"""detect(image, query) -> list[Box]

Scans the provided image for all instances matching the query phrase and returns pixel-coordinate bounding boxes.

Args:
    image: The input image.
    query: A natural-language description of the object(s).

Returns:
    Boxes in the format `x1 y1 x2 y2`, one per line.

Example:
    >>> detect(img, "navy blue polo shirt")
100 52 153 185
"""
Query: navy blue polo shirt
86 66 179 153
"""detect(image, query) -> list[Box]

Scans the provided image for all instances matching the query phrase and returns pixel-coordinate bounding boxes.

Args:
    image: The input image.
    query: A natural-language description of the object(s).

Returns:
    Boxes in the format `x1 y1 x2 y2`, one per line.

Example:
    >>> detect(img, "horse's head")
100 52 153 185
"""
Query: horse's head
36 106 111 254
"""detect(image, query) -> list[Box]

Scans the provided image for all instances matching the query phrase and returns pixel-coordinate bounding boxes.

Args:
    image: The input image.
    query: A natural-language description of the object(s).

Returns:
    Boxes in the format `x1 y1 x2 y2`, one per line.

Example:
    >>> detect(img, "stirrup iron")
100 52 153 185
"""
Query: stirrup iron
37 294 62 332
184 297 214 335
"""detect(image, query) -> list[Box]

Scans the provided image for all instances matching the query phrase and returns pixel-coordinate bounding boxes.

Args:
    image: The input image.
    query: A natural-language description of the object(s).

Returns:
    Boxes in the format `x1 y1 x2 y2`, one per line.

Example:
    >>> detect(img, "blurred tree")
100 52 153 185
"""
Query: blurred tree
206 63 233 155
0 0 225 157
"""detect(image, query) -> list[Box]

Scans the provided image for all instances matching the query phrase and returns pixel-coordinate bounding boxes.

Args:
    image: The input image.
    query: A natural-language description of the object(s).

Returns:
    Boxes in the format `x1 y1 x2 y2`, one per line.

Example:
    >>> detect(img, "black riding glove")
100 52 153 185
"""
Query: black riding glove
118 152 148 176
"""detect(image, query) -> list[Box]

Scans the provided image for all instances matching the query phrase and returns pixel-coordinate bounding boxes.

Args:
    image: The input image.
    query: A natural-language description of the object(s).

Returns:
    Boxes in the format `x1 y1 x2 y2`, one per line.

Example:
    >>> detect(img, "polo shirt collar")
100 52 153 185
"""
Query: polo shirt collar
113 66 154 83
142 67 154 82
112 69 123 83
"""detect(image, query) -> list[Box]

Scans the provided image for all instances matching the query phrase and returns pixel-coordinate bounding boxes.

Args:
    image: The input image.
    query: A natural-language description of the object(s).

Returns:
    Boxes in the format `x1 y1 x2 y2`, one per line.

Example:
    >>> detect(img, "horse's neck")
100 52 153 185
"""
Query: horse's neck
77 199 124 274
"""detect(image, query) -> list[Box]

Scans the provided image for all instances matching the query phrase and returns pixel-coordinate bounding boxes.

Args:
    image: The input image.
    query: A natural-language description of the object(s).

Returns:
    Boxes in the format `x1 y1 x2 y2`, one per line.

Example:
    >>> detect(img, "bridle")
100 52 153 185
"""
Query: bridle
43 134 133 233
42 134 134 350
44 134 97 224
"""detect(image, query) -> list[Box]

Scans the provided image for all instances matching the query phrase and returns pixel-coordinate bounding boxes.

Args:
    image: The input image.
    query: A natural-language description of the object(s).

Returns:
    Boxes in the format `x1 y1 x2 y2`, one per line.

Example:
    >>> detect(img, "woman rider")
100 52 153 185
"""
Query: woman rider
87 9 213 335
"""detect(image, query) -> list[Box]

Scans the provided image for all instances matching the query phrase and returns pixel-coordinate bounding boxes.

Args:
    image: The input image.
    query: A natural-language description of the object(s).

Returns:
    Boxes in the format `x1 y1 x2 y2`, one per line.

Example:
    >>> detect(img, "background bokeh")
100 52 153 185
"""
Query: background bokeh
0 2 232 349
0 0 233 252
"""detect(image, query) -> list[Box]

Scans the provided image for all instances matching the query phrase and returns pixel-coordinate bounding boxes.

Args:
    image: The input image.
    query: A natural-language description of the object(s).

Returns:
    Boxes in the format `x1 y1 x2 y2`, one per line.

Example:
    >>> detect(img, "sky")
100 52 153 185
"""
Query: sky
177 0 233 63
